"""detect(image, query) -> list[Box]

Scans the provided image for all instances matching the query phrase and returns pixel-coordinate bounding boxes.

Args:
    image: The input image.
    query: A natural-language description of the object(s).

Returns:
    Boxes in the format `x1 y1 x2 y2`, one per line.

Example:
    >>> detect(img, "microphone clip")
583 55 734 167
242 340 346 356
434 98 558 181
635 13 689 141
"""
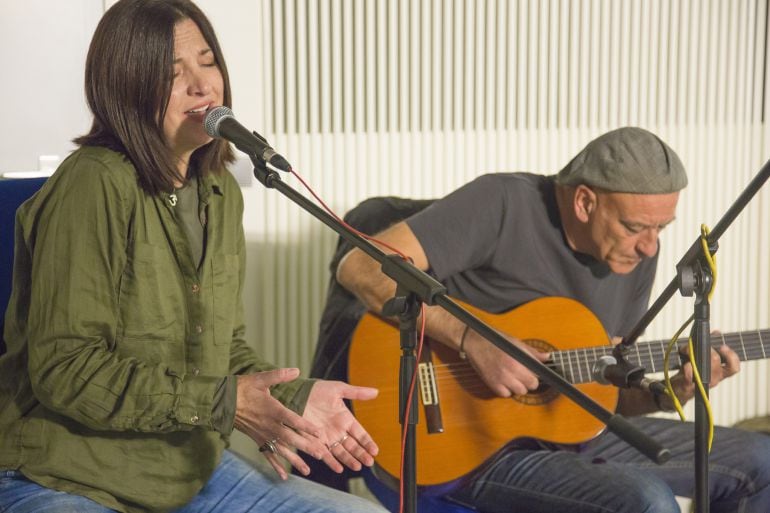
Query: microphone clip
592 348 669 404
592 353 646 388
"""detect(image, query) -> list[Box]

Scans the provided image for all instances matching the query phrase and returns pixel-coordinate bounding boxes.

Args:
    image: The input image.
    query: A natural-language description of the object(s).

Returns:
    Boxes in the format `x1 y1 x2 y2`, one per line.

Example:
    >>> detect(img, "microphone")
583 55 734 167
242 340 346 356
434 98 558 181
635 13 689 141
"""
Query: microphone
592 355 668 395
204 106 292 172
591 355 618 385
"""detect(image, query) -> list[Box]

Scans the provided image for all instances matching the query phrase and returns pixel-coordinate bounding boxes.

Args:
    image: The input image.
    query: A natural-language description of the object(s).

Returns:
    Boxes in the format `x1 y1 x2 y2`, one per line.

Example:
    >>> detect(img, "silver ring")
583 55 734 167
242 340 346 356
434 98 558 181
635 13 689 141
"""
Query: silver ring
259 439 279 454
328 434 349 449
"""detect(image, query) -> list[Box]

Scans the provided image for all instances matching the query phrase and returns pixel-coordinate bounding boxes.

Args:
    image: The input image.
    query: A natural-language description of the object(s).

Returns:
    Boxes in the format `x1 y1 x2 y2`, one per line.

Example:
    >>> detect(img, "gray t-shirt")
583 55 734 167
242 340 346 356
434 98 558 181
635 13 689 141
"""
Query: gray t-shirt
406 172 657 338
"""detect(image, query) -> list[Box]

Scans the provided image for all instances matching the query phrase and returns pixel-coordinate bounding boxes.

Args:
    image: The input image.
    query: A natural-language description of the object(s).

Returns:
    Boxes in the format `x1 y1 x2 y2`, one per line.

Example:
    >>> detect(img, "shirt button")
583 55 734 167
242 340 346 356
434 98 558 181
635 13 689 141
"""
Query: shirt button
195 325 203 334
190 415 199 424
192 368 200 376
191 284 200 293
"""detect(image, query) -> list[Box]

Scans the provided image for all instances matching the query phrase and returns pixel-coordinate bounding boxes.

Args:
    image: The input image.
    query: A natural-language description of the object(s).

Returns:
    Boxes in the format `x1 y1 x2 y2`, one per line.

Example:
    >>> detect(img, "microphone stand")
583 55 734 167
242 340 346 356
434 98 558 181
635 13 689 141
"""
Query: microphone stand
604 159 770 513
249 157 671 513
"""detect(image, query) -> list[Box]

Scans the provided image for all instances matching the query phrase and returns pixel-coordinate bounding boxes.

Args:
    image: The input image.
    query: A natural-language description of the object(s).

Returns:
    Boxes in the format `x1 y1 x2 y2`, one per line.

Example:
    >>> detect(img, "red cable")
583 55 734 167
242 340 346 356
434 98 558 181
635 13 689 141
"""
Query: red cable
289 169 409 258
289 168 426 513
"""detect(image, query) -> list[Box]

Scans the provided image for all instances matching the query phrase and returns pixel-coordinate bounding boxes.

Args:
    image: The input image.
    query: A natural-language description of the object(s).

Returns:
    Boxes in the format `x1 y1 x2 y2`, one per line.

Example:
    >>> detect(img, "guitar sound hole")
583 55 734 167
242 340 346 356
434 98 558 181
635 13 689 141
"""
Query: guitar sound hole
513 382 558 405
512 338 559 405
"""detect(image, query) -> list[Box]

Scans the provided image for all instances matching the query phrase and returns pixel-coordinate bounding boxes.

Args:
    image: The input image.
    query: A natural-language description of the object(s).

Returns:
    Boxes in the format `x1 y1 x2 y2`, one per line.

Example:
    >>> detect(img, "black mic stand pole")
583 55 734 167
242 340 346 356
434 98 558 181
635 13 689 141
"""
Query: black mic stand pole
605 158 770 513
379 284 422 510
250 158 671 513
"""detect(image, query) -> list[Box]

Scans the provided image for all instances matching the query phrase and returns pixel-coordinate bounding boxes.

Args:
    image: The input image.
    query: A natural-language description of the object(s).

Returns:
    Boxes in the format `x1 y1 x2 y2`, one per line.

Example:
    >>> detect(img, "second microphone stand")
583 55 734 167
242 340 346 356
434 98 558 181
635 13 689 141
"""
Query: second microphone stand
605 158 770 513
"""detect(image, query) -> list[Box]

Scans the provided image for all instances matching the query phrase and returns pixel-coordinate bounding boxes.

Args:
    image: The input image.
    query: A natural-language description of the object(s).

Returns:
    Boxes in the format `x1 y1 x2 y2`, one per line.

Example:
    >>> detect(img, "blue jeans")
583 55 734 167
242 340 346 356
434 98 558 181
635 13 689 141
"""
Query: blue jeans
0 451 387 513
448 417 770 513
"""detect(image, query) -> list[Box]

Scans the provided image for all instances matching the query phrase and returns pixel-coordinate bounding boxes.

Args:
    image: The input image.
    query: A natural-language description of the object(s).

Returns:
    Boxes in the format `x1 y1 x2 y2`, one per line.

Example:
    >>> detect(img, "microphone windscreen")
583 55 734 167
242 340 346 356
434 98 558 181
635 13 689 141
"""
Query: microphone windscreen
204 106 234 138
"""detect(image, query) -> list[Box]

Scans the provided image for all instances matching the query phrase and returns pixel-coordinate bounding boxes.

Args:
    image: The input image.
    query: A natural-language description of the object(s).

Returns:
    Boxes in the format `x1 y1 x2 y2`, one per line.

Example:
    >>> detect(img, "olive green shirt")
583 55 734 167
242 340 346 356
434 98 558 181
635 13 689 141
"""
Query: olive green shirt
0 146 313 512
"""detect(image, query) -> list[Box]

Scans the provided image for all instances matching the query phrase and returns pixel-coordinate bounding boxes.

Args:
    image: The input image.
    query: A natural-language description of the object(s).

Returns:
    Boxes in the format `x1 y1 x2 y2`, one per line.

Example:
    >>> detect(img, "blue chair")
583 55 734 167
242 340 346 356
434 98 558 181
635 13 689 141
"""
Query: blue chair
1 177 47 355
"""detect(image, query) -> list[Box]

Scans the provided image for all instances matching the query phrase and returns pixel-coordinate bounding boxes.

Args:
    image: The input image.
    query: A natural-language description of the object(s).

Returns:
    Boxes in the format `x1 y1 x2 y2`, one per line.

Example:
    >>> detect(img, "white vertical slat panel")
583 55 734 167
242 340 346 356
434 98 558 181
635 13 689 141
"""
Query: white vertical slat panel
423 0 434 132
637 0 650 127
296 1 309 134
619 1 632 126
398 0 409 132
495 0 508 130
595 0 607 127
319 0 332 134
462 0 473 130
579 1 590 127
556 0 569 128
722 1 737 125
374 0 385 133
654 0 668 125
669 0 689 125
354 1 366 134
536 0 548 129
306 0 319 133
628 0 642 126
331 0 343 133
567 0 579 127
607 1 621 126
245 0 770 428
507 1 518 129
386 0 397 132
684 0 697 124
363 0 375 134
516 0 528 129
541 0 561 128
526 0 538 129
410 0 422 132
450 0 460 131
342 0 354 133
587 0 600 128
434 0 446 131
283 0 297 134
486 0 497 130
711 0 727 125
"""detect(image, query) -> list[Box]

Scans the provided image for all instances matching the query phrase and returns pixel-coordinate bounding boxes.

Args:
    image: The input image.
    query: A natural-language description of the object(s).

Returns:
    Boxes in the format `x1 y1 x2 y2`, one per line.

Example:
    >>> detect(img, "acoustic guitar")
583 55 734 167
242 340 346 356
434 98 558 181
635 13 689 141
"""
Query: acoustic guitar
348 296 769 489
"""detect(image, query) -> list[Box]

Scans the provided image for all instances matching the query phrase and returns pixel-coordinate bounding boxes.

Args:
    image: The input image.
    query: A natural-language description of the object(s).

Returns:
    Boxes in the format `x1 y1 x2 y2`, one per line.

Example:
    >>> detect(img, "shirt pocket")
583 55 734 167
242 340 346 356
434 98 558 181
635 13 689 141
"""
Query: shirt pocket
211 253 240 345
118 242 181 339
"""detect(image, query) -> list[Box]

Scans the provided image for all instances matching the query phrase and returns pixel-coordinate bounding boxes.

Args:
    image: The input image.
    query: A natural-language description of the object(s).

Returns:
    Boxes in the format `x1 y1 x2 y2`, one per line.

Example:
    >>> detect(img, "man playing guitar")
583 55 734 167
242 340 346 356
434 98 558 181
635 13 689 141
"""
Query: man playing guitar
336 127 770 512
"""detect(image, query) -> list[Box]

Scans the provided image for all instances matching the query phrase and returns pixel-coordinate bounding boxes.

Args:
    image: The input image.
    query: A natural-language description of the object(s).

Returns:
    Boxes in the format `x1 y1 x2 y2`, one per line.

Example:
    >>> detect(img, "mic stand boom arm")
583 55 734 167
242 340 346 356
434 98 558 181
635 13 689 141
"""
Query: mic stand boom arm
250 158 671 513
606 158 770 513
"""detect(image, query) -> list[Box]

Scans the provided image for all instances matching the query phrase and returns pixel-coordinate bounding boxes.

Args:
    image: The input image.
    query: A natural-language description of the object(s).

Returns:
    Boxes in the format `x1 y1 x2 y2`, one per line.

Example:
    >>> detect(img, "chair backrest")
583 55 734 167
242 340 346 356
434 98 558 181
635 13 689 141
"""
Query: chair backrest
1 177 47 355
310 196 434 383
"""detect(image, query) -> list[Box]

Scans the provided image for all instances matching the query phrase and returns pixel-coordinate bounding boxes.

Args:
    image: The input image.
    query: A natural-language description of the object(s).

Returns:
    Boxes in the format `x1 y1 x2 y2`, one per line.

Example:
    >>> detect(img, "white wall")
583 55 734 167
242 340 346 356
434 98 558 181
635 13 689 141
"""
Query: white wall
0 0 102 173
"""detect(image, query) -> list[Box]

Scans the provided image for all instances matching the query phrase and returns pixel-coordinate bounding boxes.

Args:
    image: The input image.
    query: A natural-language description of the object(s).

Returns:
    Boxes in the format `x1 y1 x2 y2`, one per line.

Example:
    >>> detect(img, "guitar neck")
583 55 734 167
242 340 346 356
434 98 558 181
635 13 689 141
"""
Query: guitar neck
553 329 770 385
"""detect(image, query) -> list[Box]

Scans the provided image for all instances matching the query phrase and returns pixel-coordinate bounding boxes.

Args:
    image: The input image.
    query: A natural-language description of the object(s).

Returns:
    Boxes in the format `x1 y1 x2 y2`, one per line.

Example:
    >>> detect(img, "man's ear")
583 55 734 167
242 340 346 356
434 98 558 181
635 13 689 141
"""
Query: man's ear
574 185 596 223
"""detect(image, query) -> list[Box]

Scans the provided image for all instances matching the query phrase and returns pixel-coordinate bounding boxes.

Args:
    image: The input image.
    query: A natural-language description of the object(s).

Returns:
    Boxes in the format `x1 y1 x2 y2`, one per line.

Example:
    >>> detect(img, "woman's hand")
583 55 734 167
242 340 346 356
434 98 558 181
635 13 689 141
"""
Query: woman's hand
233 368 327 480
301 380 379 474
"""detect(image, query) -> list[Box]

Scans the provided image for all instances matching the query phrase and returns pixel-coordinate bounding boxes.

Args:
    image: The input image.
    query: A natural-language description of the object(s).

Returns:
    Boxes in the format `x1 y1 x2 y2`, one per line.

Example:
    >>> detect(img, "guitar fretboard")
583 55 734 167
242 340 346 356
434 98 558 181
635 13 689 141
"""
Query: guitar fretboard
548 329 770 385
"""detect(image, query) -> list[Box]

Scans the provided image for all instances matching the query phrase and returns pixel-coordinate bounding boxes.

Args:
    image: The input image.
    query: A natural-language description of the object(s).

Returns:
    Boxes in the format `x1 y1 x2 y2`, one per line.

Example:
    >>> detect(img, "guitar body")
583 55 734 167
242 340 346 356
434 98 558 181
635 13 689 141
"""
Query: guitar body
348 296 619 488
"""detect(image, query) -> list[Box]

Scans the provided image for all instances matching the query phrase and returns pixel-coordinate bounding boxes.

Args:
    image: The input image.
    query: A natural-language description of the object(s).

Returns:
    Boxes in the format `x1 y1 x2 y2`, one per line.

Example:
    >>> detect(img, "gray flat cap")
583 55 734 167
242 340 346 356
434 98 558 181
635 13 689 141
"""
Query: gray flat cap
555 127 687 194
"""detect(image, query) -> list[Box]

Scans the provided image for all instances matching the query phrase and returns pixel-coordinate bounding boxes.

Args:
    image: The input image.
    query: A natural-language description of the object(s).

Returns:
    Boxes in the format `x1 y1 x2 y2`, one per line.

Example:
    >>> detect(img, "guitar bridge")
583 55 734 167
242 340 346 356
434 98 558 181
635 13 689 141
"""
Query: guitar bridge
418 362 439 405
418 343 444 434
